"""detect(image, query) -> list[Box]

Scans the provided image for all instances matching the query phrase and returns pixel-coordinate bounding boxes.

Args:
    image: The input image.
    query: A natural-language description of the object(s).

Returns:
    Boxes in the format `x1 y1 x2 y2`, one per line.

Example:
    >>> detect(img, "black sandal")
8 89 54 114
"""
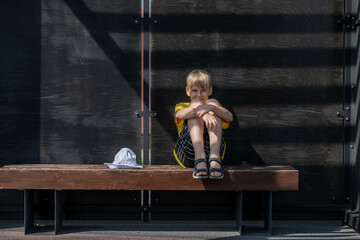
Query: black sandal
193 158 208 179
208 158 224 179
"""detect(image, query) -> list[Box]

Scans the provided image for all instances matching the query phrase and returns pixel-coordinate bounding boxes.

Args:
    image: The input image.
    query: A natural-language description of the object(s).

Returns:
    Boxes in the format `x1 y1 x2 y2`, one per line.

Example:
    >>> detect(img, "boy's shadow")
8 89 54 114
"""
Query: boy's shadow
211 86 267 166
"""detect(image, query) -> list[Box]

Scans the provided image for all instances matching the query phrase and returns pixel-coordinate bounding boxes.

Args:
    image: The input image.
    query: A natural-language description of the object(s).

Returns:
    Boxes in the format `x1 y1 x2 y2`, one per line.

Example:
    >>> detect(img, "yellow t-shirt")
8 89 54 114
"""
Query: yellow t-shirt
174 102 230 135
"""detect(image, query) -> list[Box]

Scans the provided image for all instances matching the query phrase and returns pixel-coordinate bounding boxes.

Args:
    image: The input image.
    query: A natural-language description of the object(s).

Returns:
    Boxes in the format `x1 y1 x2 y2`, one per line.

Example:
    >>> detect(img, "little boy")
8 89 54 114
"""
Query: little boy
173 70 233 179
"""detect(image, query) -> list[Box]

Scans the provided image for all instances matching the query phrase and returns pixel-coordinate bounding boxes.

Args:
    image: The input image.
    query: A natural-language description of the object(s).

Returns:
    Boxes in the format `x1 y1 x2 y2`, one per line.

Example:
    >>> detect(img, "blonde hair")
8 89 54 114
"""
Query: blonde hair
186 70 211 89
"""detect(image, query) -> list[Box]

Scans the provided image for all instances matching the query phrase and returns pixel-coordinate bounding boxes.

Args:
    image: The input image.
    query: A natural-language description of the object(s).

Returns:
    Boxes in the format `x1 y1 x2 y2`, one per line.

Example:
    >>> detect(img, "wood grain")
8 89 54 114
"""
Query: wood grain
0 164 298 191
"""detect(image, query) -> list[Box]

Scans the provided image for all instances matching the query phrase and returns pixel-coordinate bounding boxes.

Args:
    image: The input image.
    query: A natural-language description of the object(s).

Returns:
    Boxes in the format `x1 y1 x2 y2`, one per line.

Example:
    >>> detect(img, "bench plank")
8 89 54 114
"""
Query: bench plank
0 165 298 191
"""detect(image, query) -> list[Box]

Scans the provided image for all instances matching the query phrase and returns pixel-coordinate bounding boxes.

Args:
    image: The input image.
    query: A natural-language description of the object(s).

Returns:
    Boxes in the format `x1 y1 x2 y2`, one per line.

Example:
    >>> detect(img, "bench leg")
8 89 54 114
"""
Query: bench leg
265 191 272 235
55 190 63 235
24 190 34 234
236 191 243 235
141 190 150 222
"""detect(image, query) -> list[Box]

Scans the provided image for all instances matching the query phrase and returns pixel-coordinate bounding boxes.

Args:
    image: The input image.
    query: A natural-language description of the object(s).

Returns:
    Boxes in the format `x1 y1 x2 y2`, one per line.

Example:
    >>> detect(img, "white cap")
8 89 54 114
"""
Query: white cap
105 148 143 169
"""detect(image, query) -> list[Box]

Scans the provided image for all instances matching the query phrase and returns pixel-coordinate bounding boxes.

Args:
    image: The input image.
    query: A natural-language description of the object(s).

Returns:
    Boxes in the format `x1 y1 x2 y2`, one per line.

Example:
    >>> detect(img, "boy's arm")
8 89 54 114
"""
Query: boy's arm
175 107 197 120
195 104 233 123
175 106 219 130
210 105 233 123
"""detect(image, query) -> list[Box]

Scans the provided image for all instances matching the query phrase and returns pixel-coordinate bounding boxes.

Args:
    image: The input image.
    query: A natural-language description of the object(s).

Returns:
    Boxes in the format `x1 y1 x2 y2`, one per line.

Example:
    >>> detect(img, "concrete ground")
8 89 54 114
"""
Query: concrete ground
0 220 359 240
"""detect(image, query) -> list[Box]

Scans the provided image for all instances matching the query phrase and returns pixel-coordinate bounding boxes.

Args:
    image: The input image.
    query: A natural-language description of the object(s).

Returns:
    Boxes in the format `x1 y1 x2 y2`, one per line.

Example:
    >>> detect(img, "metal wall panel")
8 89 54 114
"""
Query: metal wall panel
0 0 143 220
355 0 360 211
0 0 41 219
343 0 359 230
40 0 142 164
150 0 345 214
0 1 41 165
0 0 350 220
349 0 360 210
39 0 142 220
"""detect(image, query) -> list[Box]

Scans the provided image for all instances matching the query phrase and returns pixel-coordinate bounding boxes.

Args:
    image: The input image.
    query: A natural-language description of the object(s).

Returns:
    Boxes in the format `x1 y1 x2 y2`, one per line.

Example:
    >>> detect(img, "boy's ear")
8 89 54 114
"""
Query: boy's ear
186 87 190 97
209 85 213 96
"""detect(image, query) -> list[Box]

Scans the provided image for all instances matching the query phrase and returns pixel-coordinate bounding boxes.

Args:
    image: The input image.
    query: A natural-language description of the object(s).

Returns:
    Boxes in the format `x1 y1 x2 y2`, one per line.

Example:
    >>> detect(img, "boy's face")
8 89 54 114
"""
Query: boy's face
186 85 213 102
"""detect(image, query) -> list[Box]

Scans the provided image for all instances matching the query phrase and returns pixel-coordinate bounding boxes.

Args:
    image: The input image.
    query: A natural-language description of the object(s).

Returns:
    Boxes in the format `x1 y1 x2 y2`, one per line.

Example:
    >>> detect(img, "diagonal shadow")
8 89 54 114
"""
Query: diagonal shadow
153 86 343 105
150 49 346 68
149 14 344 33
64 0 345 165
351 6 360 210
63 0 144 101
0 0 41 165
48 13 344 34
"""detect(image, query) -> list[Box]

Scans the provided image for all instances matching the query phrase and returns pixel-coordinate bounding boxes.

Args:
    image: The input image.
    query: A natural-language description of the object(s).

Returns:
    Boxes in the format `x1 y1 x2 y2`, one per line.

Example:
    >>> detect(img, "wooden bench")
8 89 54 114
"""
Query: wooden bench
0 164 298 235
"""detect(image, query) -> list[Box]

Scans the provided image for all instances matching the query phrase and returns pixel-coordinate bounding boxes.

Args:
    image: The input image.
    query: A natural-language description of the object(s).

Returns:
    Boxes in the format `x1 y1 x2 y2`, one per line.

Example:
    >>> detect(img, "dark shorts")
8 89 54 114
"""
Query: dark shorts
174 120 226 168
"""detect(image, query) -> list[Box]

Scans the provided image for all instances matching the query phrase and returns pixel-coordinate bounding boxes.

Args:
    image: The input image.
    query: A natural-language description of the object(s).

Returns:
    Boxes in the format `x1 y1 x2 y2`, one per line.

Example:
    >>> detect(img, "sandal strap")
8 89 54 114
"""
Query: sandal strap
209 168 223 174
209 158 221 164
194 158 208 174
209 158 223 173
208 158 224 179
194 168 208 174
194 158 207 165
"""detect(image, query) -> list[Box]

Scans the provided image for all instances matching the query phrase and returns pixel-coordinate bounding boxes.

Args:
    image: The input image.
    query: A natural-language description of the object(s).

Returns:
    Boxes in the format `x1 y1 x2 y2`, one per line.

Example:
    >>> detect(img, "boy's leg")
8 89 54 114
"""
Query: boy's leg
188 99 207 176
206 99 223 177
207 116 223 177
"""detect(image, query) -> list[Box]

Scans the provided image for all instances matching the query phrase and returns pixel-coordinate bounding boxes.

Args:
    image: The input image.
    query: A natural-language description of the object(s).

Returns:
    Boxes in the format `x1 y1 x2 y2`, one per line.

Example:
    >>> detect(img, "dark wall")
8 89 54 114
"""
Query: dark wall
0 1 41 216
0 0 347 220
40 0 142 164
39 0 142 220
0 1 41 165
150 0 345 215
351 0 360 210
0 0 143 220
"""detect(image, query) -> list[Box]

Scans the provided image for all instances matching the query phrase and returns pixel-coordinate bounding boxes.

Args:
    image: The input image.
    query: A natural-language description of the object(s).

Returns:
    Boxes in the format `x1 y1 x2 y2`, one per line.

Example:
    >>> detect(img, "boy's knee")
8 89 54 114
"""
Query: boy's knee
189 99 204 108
206 98 220 106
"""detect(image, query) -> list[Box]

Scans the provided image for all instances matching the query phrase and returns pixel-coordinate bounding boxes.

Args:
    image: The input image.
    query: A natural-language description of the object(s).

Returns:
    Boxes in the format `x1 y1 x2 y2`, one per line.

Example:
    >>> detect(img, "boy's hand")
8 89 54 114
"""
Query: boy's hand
202 113 218 131
194 105 214 118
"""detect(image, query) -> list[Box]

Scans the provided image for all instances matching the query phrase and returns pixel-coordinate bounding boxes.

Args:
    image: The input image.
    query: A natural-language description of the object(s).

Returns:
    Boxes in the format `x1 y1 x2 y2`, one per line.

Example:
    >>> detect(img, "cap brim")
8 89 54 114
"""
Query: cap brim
104 163 143 169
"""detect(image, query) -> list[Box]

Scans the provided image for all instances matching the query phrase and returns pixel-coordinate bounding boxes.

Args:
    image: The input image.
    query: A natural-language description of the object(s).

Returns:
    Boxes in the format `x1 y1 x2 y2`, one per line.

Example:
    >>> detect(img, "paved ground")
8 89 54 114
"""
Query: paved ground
0 220 359 240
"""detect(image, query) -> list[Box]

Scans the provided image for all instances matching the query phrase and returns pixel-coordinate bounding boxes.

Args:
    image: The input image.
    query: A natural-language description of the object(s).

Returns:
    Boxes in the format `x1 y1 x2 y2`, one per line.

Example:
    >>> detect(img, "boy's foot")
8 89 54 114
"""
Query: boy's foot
193 158 208 179
208 158 224 179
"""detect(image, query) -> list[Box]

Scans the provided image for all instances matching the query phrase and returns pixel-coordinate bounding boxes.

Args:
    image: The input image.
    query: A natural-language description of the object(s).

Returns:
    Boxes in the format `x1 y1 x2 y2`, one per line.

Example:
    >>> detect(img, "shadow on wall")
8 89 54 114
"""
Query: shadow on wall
0 0 350 221
0 1 41 166
351 15 360 210
0 0 345 166
62 0 344 166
